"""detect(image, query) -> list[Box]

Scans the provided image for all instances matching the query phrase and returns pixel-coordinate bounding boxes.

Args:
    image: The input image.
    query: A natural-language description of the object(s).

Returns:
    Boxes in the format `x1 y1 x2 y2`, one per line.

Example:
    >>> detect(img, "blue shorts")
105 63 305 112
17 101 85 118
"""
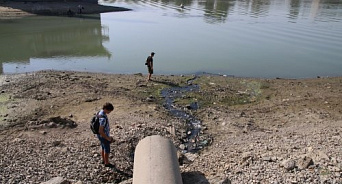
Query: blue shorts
97 135 110 153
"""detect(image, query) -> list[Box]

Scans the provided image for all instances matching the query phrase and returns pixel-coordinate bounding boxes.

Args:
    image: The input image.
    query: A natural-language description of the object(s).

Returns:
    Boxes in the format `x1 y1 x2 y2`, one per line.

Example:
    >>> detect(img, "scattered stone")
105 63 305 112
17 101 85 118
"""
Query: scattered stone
85 98 100 102
39 131 47 135
118 178 133 184
51 141 62 147
43 117 77 128
282 159 296 171
179 144 186 150
184 153 198 162
40 177 70 184
146 96 155 102
240 111 246 117
309 150 330 162
47 122 57 128
329 166 341 172
207 175 231 184
168 126 176 136
241 152 253 162
59 147 69 153
137 83 147 87
297 156 313 170
262 156 273 162
11 138 24 143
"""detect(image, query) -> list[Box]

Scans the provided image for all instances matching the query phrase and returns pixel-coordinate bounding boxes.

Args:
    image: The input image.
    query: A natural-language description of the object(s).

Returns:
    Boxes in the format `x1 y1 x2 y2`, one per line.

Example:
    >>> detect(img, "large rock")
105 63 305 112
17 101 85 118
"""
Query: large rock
40 177 70 184
297 156 314 170
310 150 330 162
282 159 296 171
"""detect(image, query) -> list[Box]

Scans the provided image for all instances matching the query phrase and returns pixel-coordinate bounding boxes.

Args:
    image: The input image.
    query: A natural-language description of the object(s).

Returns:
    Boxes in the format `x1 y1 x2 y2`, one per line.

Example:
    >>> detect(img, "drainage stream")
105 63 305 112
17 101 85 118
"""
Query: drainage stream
161 76 208 152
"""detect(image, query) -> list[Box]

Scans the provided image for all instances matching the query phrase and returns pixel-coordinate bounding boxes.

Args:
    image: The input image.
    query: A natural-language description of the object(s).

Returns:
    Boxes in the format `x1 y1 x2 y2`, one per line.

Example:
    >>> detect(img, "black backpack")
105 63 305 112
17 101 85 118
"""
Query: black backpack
90 112 107 134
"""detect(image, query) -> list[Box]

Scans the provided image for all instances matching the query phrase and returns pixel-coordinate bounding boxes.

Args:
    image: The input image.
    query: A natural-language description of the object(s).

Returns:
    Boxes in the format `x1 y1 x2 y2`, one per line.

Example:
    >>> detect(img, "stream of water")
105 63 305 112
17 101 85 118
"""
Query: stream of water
161 77 205 152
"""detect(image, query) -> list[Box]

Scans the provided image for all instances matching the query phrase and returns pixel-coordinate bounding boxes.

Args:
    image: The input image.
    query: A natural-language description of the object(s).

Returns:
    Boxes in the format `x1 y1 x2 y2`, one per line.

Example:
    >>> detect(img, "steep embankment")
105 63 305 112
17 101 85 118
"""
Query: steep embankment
0 1 130 18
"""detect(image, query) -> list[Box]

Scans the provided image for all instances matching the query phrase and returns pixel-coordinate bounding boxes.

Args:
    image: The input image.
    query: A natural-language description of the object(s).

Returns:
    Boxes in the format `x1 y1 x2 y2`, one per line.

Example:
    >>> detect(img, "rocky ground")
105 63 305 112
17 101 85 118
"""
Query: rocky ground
0 70 341 184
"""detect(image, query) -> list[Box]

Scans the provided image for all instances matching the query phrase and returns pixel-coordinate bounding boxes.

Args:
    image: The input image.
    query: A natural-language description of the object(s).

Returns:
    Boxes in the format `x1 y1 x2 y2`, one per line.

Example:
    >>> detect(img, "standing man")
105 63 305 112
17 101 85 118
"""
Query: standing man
97 102 115 168
77 4 84 14
146 52 155 81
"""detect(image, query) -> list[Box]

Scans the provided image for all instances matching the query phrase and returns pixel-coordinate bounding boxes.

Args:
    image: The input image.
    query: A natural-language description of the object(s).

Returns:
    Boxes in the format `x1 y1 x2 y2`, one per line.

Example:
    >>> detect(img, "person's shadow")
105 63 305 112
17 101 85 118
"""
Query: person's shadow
112 167 132 178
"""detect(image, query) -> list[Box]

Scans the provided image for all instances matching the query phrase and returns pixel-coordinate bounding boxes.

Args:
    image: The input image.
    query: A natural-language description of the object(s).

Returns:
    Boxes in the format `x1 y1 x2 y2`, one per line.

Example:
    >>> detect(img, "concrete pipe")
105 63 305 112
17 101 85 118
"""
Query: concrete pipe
133 135 183 184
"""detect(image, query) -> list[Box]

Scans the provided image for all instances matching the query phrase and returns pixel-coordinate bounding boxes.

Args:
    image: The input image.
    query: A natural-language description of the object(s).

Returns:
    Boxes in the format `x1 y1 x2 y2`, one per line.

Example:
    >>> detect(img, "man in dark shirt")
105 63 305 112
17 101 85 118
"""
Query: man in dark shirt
146 52 155 81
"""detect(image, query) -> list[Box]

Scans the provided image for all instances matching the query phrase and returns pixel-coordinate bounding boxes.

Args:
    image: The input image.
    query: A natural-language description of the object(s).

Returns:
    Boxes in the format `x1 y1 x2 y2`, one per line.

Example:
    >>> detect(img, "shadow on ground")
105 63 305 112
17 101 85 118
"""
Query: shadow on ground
151 79 180 87
182 171 232 184
182 171 210 184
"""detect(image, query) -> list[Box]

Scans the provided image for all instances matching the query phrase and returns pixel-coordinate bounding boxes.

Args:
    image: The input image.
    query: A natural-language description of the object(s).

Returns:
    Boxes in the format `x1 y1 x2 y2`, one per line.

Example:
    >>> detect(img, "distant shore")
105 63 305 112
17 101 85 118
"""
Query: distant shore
0 1 130 18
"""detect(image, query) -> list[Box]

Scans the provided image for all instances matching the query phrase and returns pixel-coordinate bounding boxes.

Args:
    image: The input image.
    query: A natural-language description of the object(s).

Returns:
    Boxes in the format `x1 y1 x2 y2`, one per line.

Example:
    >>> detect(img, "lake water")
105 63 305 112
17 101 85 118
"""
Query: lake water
1 0 342 78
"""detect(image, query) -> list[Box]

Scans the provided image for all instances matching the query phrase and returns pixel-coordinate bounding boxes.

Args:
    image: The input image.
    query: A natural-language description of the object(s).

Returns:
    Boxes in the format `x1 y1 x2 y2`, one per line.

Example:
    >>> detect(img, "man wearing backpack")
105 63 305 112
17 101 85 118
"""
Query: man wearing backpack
97 102 115 168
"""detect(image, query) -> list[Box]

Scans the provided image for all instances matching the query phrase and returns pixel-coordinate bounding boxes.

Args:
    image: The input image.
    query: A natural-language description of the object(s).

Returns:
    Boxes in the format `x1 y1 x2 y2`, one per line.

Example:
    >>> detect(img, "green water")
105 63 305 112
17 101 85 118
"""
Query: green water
1 0 342 78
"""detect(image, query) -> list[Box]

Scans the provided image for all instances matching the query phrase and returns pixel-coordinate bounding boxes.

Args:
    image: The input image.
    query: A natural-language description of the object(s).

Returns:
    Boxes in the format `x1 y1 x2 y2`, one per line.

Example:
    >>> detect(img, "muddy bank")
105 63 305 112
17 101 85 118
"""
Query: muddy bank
0 1 130 18
0 70 341 183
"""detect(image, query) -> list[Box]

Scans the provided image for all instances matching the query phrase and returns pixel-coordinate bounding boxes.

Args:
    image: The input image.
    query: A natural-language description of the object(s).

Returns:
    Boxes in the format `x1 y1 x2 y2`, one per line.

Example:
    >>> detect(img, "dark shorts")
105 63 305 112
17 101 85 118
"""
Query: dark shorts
97 135 110 153
147 66 153 74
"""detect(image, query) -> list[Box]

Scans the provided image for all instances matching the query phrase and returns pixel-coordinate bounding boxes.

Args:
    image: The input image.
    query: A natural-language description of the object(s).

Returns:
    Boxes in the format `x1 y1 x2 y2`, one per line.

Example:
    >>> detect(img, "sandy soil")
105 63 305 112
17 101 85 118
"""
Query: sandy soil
0 1 130 18
0 70 341 183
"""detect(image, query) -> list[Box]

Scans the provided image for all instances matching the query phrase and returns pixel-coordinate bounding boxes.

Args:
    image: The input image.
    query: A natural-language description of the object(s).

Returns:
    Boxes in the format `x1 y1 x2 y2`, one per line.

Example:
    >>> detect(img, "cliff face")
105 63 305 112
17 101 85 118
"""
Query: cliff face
0 1 130 18
6 0 98 3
